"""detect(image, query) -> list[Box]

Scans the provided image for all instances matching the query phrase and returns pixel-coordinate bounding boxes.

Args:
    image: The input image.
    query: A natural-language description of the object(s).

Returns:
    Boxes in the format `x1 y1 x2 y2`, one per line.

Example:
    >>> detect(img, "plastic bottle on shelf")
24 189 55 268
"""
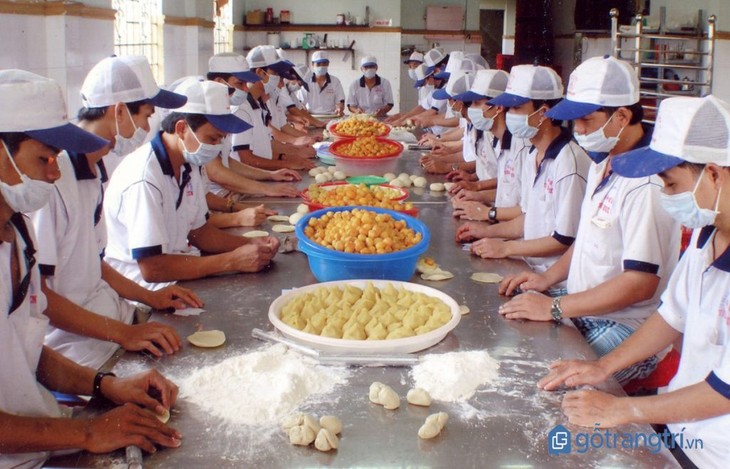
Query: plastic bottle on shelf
265 7 273 24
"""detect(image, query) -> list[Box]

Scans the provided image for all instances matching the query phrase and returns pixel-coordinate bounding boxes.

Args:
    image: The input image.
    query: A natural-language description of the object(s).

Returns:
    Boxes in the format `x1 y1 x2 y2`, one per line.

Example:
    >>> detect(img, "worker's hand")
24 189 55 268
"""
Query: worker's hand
471 238 511 259
499 270 552 296
84 403 181 454
452 200 489 221
538 360 611 391
497 291 553 321
282 156 316 170
334 107 344 117
455 221 491 242
384 113 401 124
248 235 280 253
446 170 477 183
375 107 390 117
100 369 179 414
235 205 277 226
292 135 316 147
449 179 479 193
261 183 300 198
289 145 316 159
412 114 435 128
562 389 627 428
145 285 203 310
418 133 437 146
115 322 182 358
452 189 481 203
270 168 302 182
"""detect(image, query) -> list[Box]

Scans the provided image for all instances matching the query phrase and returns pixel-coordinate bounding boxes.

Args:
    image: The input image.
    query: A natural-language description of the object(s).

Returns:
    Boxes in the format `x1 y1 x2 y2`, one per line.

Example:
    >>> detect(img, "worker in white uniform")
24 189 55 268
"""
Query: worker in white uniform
28 56 203 369
204 53 302 198
462 65 591 295
347 55 394 116
385 51 424 125
104 78 280 291
498 56 680 384
387 62 445 128
285 64 327 128
300 51 345 116
0 69 181 468
538 95 730 469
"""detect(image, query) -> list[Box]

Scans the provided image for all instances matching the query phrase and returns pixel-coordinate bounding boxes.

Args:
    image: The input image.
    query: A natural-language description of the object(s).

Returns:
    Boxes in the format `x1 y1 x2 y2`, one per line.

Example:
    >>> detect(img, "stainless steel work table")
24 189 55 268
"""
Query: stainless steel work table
46 150 679 468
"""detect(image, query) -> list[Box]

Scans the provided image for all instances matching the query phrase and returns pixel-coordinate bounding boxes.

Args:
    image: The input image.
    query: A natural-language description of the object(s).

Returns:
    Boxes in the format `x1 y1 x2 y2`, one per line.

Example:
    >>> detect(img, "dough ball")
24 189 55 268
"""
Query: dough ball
398 176 412 188
297 203 310 214
281 412 305 431
315 173 329 184
333 171 346 180
319 415 343 435
272 224 295 233
389 179 404 188
327 165 339 174
383 172 397 181
289 212 305 225
406 388 432 407
413 177 428 188
444 182 456 191
242 230 269 238
186 330 226 348
417 412 449 439
378 385 400 410
302 413 321 434
409 174 419 182
429 182 445 192
314 428 339 452
398 172 410 180
470 272 504 283
369 382 385 404
308 168 320 177
289 424 316 446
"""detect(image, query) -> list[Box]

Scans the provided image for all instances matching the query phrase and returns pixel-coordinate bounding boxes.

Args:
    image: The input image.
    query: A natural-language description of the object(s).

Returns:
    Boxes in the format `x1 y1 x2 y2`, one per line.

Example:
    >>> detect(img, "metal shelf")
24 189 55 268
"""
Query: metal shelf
610 8 716 124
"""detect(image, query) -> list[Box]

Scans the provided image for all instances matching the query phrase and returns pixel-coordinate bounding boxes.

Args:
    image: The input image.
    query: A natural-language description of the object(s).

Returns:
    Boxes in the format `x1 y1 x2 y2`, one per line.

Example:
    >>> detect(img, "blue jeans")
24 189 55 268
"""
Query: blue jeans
572 317 658 385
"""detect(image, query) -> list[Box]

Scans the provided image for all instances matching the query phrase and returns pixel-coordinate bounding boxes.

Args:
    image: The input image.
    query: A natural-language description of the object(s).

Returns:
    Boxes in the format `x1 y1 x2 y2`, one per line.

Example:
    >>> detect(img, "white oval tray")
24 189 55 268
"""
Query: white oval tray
268 279 461 354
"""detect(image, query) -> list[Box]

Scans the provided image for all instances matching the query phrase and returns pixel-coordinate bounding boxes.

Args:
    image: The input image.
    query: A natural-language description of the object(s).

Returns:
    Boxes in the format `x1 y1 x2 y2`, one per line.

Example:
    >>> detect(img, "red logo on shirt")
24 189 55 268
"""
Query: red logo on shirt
186 181 193 197
503 161 516 179
544 178 554 195
719 293 730 327
30 295 37 304
598 195 615 215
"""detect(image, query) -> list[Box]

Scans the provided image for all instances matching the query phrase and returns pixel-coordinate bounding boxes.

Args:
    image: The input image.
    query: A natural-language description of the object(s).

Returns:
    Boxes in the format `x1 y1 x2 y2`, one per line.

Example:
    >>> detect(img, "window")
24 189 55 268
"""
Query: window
113 0 164 83
214 0 234 54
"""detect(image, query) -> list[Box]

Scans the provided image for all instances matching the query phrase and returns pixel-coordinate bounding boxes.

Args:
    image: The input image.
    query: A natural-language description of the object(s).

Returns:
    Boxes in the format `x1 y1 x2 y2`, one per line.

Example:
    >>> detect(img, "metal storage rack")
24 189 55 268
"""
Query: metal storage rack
610 8 716 123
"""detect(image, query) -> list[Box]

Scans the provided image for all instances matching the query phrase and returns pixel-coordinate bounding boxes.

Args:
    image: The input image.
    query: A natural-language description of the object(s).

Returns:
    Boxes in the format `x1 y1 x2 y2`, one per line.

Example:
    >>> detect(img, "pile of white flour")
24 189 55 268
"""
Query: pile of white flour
179 344 350 426
411 350 500 402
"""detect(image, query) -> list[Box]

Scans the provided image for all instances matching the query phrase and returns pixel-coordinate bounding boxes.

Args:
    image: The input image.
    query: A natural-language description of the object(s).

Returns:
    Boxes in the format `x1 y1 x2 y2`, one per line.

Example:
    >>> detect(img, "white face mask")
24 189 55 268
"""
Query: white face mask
0 141 54 213
230 88 247 106
574 113 623 154
506 108 542 139
423 84 435 92
314 66 328 77
408 69 418 81
363 69 377 79
660 167 722 229
264 74 280 94
181 126 223 167
114 104 148 157
287 82 301 93
467 107 494 131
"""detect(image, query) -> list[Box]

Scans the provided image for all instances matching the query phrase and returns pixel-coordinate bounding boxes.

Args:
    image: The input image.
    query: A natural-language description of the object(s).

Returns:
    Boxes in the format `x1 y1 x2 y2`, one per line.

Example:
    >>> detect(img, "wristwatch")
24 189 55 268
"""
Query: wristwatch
551 297 564 323
92 371 116 399
488 207 498 222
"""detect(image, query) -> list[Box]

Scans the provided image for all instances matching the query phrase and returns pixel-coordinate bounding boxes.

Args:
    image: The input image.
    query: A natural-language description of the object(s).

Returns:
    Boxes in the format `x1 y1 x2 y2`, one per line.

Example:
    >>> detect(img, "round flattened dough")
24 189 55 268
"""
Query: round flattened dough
297 203 310 214
413 177 428 188
243 230 269 238
416 257 439 274
272 224 296 233
429 182 445 192
187 330 226 348
470 272 504 284
267 215 290 223
289 212 305 225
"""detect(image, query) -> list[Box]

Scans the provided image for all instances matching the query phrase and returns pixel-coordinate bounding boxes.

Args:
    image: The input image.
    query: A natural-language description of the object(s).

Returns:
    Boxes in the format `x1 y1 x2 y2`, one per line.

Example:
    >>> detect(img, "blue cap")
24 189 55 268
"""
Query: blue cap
230 70 262 83
27 125 110 154
432 88 450 100
452 90 488 102
147 88 188 109
434 71 451 80
206 113 251 134
611 146 685 178
488 92 530 107
545 99 601 120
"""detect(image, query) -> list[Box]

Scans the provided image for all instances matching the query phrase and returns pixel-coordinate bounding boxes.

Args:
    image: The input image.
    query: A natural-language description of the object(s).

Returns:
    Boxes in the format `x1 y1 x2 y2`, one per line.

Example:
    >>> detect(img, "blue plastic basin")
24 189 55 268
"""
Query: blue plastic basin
295 206 431 282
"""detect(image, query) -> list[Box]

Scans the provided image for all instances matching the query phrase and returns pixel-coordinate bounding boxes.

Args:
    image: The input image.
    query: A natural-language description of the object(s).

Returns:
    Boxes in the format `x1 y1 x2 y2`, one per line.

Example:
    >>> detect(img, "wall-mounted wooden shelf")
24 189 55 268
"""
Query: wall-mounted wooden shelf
237 24 400 33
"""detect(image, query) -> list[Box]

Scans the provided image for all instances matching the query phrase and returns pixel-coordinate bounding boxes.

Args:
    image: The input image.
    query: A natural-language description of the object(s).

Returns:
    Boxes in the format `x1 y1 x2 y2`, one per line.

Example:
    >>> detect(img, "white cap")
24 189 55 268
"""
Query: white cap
464 53 489 70
489 65 563 107
435 52 485 80
208 52 261 82
81 55 186 109
361 55 378 67
433 71 476 100
613 96 730 177
547 55 639 120
413 63 435 87
246 45 286 70
311 51 330 64
291 64 312 91
423 48 447 67
173 78 250 134
453 69 509 101
0 70 109 153
404 52 424 64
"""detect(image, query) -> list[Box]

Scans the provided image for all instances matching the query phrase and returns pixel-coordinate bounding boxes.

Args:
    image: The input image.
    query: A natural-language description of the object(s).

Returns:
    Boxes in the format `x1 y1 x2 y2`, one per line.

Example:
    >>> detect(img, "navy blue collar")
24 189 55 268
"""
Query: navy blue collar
150 132 175 177
67 151 108 183
312 73 332 90
696 226 730 272
532 127 573 184
493 128 512 150
247 92 260 110
359 75 382 87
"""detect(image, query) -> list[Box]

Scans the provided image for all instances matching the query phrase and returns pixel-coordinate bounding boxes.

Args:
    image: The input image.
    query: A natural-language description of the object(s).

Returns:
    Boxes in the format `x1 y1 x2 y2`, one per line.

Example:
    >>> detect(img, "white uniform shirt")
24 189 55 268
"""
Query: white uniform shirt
28 151 134 368
267 86 296 130
417 86 432 109
231 93 273 160
300 73 345 114
104 132 208 291
521 128 590 276
0 214 69 468
346 75 394 114
659 226 730 468
568 143 680 328
494 130 529 208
